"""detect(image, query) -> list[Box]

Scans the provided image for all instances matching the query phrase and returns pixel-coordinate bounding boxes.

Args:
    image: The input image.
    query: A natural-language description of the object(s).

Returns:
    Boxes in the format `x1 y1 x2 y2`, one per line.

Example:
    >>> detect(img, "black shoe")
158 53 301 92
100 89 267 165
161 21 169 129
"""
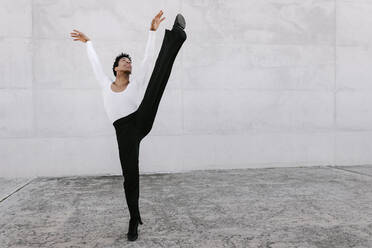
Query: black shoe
127 218 141 241
172 13 186 30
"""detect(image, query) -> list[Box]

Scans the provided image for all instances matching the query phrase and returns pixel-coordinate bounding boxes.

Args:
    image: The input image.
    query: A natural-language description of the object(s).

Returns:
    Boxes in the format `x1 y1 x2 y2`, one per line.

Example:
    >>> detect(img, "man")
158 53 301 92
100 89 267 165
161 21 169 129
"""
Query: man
70 10 186 241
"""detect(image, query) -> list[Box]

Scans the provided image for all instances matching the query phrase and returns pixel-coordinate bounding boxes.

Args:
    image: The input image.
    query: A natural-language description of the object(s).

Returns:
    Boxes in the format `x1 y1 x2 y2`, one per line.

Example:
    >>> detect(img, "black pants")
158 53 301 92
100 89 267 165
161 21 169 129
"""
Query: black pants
113 28 186 223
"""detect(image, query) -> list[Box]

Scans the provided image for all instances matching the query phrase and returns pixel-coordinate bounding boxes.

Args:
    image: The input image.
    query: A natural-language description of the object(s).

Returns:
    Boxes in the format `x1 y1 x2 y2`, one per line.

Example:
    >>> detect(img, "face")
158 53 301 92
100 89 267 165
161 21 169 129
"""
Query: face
115 57 132 74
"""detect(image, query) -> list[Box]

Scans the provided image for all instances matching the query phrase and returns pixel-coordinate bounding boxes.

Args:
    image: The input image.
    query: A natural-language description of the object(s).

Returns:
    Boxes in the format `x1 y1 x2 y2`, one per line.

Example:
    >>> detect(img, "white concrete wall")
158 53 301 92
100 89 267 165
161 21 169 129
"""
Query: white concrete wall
1 0 371 177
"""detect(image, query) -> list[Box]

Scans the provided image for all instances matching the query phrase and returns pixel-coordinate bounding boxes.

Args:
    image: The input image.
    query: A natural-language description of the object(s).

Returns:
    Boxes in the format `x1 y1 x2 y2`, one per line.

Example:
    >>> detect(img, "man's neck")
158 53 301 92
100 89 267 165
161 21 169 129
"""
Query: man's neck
114 72 130 87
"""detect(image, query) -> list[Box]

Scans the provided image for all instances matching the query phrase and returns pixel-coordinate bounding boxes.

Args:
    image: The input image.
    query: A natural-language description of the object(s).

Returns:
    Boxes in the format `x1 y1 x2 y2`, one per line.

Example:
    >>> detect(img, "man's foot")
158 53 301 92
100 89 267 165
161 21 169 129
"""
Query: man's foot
172 13 186 30
127 218 140 241
171 14 187 40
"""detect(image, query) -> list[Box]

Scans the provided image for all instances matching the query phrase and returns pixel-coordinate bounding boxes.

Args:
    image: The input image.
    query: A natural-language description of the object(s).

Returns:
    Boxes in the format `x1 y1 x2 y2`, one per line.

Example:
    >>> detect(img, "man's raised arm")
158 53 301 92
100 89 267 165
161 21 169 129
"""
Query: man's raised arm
70 29 109 88
136 10 165 88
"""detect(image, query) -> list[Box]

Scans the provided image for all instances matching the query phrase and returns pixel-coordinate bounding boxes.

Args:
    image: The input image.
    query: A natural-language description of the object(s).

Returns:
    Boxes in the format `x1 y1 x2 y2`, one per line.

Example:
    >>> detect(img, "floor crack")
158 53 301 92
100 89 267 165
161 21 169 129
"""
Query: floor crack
0 178 36 203
327 166 372 178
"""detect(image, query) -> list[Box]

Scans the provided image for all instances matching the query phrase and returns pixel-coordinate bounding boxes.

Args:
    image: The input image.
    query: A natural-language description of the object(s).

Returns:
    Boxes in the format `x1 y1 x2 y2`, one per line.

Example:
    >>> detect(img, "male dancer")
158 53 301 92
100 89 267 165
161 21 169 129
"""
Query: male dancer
70 10 186 241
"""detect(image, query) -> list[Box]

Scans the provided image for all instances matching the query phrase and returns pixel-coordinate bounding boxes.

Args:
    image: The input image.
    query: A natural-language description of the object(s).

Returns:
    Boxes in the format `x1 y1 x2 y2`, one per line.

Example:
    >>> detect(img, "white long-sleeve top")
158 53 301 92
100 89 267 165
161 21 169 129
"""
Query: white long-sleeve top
86 30 156 123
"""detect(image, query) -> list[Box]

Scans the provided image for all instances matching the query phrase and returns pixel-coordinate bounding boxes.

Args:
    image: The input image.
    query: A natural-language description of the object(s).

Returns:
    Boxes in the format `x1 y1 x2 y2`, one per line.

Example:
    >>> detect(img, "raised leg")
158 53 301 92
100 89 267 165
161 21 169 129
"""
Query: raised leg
135 28 186 138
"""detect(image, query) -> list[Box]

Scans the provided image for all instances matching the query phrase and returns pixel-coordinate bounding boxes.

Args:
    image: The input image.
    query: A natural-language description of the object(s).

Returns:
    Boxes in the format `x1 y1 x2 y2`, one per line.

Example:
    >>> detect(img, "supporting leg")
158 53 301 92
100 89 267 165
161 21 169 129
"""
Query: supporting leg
116 130 143 223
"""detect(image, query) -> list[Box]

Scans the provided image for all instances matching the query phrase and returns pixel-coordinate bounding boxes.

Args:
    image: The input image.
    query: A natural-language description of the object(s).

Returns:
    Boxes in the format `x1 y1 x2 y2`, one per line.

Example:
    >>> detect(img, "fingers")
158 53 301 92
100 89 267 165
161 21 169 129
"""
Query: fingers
70 30 81 37
70 29 86 42
160 17 165 22
70 31 83 42
71 29 85 36
155 10 163 18
70 34 80 39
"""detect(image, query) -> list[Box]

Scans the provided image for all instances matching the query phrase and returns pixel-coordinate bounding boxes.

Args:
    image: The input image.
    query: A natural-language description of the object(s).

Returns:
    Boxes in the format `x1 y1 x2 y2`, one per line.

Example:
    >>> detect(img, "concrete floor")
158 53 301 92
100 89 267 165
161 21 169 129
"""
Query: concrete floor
0 165 372 248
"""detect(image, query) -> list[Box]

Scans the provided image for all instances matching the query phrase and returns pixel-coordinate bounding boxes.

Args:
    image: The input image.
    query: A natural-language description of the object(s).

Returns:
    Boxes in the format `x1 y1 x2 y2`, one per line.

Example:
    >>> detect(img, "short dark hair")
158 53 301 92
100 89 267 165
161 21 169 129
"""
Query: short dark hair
112 53 132 76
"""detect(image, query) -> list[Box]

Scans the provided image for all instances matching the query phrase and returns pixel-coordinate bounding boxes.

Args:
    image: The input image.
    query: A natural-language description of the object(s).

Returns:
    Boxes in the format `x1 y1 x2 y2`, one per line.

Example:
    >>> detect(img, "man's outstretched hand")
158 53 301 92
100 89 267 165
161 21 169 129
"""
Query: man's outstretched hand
150 10 165 31
70 29 90 43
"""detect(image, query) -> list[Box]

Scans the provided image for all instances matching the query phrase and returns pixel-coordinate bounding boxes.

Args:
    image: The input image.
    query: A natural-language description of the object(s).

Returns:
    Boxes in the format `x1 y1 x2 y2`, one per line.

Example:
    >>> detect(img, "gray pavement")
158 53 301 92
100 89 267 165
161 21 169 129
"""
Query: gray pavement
1 165 372 248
